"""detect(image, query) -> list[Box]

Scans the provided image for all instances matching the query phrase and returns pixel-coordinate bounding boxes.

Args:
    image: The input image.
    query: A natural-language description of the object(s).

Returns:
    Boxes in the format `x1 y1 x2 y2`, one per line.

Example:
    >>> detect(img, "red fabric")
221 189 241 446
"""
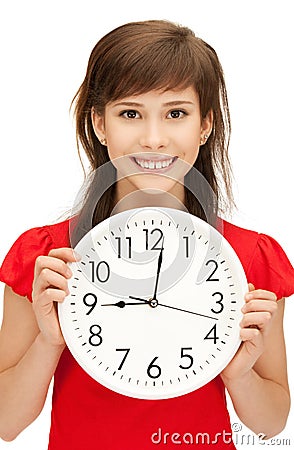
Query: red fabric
0 219 69 302
222 221 294 300
1 218 294 450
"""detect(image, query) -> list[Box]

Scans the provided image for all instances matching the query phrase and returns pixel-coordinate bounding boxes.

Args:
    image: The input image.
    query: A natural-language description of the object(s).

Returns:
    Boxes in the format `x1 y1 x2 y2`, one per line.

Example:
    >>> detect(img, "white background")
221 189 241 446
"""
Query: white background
0 0 293 449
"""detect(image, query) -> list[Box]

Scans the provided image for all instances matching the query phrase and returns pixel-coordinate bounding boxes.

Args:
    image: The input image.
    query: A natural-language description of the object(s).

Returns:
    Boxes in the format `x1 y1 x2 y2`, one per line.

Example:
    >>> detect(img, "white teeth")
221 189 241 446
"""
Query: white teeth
134 157 174 170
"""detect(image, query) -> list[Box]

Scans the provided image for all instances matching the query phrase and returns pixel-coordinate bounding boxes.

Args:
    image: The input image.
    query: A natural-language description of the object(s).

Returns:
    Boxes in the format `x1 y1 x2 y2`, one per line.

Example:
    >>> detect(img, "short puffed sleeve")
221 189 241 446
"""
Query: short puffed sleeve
0 226 54 302
247 233 294 300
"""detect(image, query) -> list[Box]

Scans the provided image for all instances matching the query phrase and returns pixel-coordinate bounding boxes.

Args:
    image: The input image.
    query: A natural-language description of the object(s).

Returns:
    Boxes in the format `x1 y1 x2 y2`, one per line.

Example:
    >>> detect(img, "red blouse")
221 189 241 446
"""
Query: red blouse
1 218 294 450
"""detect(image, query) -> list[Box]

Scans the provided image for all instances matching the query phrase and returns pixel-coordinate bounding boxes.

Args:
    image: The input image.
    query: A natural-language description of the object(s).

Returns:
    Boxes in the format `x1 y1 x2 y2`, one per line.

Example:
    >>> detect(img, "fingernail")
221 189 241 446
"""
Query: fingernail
74 251 81 261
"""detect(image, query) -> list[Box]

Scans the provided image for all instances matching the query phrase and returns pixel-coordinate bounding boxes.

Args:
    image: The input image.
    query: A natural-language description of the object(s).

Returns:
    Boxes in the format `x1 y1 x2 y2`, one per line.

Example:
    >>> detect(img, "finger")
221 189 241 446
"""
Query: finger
33 268 70 297
241 299 278 315
240 327 261 342
248 283 255 292
240 328 263 350
48 247 80 262
39 288 69 305
240 311 272 330
245 289 277 302
33 288 68 311
34 254 74 280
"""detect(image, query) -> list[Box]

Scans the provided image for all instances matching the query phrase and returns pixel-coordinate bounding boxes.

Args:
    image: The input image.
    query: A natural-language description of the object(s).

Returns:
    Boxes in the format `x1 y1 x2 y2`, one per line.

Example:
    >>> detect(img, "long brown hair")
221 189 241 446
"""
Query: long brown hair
70 20 234 246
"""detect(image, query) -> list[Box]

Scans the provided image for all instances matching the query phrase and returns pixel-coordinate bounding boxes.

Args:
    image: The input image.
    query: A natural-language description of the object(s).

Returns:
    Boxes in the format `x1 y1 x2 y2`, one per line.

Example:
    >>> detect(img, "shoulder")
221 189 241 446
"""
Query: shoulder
221 219 294 299
41 217 72 248
0 217 73 301
222 219 260 270
5 217 72 254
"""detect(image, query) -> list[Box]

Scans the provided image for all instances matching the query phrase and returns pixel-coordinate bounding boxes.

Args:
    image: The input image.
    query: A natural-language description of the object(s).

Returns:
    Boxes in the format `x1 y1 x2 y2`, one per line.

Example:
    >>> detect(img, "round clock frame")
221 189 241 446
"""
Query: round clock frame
58 207 247 400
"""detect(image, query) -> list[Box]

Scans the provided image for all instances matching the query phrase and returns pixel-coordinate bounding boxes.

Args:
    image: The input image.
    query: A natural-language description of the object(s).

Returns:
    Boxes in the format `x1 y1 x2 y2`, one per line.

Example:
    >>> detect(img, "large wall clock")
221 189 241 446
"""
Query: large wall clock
58 207 247 399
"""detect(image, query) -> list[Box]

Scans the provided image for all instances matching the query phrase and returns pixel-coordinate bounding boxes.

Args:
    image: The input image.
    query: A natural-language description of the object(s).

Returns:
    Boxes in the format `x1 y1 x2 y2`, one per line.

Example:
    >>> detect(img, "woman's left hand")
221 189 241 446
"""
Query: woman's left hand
221 283 278 382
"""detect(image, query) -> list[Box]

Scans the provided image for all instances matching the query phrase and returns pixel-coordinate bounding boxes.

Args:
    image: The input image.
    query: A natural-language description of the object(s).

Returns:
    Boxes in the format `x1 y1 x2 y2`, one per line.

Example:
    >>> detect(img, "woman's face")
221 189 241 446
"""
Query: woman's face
92 86 212 207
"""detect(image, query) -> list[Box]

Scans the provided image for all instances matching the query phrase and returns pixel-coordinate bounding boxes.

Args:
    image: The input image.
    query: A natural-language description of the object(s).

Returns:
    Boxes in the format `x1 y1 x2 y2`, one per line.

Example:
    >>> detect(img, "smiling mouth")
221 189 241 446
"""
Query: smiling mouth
131 156 177 171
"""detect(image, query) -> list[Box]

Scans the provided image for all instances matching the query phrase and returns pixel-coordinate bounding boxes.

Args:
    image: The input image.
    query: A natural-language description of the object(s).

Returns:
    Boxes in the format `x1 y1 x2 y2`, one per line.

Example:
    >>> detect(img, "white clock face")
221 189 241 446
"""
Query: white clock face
58 207 247 399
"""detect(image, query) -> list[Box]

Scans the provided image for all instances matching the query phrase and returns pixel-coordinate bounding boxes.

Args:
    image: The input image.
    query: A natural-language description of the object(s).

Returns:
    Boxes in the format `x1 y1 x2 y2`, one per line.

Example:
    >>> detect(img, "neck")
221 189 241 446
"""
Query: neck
111 188 187 215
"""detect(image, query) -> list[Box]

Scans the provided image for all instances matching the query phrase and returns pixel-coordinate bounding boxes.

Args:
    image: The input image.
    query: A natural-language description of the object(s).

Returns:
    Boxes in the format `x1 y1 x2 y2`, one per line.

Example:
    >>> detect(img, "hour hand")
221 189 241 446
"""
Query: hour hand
101 300 149 308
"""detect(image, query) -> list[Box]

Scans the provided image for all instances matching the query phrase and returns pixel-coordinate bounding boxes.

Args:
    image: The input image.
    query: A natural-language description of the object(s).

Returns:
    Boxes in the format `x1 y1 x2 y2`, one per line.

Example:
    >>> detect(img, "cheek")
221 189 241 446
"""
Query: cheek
106 138 125 161
106 128 134 159
183 137 200 165
178 123 201 151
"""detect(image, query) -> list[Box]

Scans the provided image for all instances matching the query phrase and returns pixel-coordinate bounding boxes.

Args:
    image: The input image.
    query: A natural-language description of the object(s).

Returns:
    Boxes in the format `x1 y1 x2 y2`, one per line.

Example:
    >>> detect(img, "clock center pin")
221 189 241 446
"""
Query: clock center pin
149 299 159 308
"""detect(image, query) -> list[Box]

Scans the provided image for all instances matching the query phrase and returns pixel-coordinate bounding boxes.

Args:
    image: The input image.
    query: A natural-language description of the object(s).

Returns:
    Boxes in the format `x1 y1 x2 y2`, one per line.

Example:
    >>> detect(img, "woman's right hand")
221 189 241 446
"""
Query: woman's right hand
32 248 79 347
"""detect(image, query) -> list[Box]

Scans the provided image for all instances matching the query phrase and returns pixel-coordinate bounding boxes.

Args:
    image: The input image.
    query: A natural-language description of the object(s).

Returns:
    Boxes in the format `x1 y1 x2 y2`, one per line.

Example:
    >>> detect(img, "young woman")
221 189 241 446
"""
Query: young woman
0 20 293 449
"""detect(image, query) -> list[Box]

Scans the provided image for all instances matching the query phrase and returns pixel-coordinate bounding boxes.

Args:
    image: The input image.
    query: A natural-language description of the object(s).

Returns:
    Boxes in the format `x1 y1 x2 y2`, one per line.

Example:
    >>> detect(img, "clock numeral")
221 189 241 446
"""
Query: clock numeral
204 324 219 344
182 236 190 258
89 324 103 346
83 293 98 315
115 236 132 259
211 292 224 314
116 348 130 370
179 347 194 369
205 260 219 282
147 356 162 379
143 228 164 250
89 260 110 283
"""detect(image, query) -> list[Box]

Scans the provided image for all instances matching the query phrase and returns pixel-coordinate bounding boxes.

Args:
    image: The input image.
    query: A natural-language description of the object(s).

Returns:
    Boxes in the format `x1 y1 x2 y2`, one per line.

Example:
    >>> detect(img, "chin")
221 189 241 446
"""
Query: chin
129 174 182 195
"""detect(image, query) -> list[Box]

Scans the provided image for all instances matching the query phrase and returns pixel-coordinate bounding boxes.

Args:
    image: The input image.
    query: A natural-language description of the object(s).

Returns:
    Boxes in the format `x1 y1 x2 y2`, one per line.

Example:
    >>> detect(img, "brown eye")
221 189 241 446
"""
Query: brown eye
168 110 186 119
121 110 139 119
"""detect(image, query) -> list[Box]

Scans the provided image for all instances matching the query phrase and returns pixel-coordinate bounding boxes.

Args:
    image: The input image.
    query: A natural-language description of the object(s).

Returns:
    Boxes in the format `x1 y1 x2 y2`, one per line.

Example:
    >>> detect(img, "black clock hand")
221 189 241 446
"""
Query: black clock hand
155 302 218 320
101 300 149 308
152 244 164 300
128 296 218 320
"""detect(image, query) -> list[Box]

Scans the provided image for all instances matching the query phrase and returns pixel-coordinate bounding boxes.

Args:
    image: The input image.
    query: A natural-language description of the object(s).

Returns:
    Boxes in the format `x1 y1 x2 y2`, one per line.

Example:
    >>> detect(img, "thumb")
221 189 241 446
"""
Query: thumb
248 283 255 292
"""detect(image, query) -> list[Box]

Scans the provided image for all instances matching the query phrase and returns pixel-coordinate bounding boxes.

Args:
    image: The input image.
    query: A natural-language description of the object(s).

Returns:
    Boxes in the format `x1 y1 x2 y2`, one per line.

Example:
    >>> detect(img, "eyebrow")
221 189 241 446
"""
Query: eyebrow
112 100 195 108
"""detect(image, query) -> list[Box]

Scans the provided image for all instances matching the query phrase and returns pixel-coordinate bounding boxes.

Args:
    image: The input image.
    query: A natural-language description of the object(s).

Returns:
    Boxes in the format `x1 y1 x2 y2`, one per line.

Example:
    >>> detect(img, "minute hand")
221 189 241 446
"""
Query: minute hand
128 296 218 320
152 245 163 300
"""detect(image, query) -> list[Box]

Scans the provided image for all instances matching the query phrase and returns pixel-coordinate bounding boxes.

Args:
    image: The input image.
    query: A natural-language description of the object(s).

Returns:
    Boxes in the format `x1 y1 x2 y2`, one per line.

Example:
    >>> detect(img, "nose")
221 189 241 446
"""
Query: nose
139 119 169 151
